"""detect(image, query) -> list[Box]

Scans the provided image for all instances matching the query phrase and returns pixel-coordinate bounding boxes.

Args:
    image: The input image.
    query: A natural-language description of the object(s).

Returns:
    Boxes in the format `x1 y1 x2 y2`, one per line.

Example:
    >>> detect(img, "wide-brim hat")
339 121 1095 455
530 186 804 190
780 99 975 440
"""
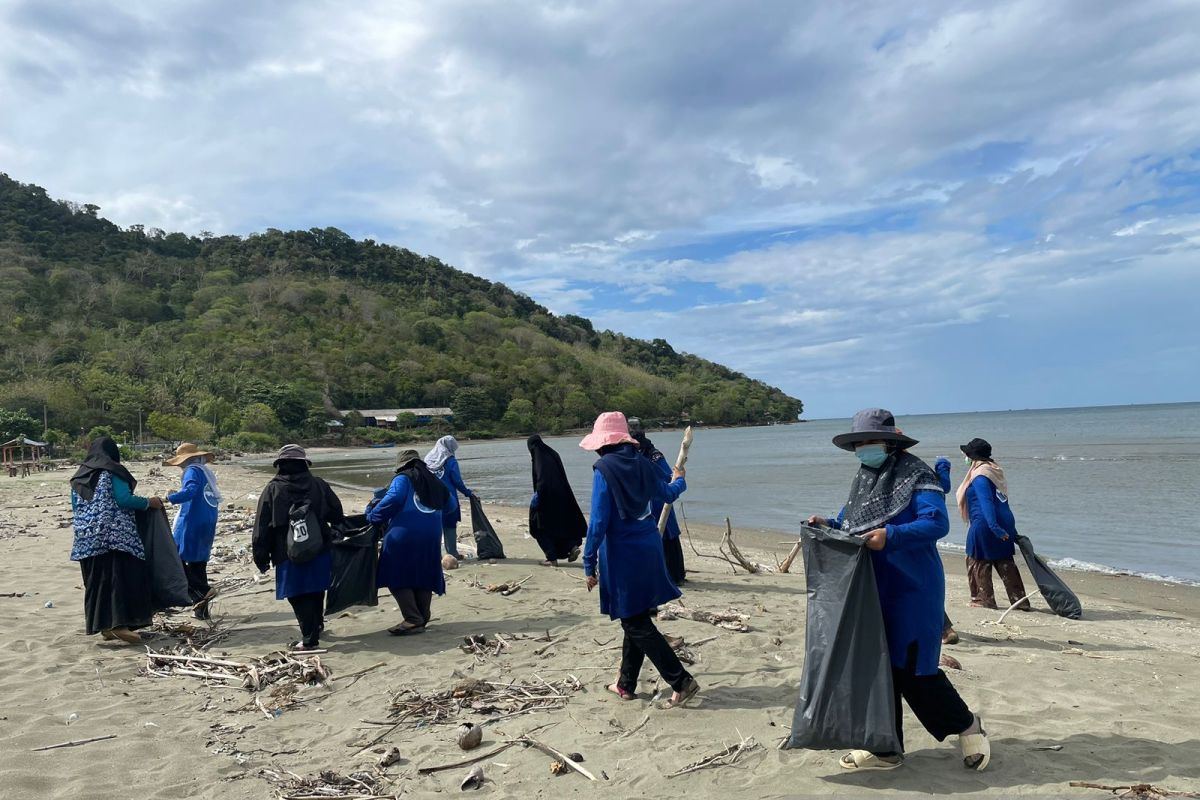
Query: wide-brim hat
579 411 637 451
832 408 919 451
272 443 311 466
960 438 993 461
164 442 213 466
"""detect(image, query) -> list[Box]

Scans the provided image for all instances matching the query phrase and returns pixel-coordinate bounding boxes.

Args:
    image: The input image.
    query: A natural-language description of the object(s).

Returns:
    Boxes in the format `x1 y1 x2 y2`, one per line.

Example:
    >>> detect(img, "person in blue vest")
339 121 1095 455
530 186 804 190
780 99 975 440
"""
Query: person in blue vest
368 449 449 635
424 436 474 560
806 408 989 772
579 412 699 709
954 437 1031 611
627 417 686 585
164 443 221 619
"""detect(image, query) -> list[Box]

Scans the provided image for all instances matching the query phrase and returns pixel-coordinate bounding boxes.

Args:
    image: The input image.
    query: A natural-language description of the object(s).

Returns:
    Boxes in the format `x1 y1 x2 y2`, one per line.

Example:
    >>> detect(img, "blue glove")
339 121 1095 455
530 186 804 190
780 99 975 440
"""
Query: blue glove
935 457 951 472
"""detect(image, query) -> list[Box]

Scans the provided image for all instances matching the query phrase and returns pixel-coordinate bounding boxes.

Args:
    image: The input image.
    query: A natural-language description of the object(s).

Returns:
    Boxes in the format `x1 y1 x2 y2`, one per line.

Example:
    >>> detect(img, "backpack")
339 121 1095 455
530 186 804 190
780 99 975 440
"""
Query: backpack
286 497 325 563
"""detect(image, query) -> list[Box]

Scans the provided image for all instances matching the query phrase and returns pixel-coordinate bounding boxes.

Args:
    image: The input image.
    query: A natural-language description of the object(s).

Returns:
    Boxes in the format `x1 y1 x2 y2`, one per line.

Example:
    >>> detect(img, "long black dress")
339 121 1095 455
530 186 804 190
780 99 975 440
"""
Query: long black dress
527 435 586 561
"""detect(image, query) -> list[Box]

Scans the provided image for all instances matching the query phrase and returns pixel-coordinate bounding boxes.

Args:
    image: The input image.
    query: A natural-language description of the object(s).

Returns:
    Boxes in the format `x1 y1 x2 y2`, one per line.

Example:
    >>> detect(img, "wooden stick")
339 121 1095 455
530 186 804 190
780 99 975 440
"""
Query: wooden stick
31 734 117 751
416 742 517 774
658 426 693 536
721 518 759 574
778 539 803 573
145 651 245 668
997 592 1037 624
335 662 386 682
518 737 597 780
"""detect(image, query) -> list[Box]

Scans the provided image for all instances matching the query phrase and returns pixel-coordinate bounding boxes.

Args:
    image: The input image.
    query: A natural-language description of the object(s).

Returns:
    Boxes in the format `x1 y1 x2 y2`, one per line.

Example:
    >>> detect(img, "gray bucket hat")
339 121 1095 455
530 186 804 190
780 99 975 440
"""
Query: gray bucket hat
831 408 919 452
273 443 310 465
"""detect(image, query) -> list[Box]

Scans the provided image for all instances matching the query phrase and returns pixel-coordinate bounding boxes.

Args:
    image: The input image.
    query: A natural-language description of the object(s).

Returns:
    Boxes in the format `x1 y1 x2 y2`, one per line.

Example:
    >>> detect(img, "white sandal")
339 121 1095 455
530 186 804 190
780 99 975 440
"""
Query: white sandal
959 715 991 771
839 750 903 771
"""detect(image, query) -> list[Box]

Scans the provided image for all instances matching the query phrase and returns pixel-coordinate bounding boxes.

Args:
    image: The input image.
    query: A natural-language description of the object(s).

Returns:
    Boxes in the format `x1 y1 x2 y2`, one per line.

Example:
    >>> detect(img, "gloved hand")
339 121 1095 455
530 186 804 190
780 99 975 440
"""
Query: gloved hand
935 457 951 473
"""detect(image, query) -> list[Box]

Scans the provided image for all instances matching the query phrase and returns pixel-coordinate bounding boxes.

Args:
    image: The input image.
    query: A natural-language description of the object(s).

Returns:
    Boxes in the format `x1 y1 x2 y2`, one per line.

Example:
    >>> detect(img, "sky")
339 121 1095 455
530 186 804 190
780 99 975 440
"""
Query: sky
2 1 1199 418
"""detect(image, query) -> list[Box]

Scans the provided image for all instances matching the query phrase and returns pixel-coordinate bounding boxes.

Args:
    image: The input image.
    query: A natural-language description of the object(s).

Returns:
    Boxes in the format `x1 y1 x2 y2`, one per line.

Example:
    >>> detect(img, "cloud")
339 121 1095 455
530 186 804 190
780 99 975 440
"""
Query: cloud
1 0 1199 414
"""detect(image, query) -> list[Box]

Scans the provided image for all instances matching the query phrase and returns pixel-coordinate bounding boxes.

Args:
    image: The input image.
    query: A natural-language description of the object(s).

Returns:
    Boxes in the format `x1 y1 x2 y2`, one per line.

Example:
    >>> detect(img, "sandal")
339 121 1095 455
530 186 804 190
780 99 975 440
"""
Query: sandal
387 624 425 636
606 684 637 701
657 678 700 709
839 751 904 771
109 627 142 644
959 715 991 771
539 559 558 567
289 641 321 652
567 546 581 563
100 629 117 641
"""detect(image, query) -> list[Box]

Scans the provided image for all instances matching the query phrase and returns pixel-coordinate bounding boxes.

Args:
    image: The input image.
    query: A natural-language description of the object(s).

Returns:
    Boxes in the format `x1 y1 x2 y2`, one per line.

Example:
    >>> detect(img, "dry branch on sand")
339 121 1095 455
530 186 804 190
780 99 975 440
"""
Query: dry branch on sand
1069 783 1200 799
260 767 396 799
142 647 331 714
658 603 751 632
387 675 583 727
666 734 760 777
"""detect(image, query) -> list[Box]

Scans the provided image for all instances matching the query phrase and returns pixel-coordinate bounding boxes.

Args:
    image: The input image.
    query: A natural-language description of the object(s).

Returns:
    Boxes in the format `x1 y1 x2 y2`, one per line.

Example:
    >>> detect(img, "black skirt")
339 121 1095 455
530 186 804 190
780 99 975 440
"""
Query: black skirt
663 535 686 585
80 551 154 635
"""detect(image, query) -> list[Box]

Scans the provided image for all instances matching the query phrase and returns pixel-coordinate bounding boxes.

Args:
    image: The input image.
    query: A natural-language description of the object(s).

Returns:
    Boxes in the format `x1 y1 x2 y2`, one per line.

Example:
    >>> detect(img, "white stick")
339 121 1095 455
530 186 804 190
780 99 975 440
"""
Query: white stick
658 426 693 536
996 592 1037 625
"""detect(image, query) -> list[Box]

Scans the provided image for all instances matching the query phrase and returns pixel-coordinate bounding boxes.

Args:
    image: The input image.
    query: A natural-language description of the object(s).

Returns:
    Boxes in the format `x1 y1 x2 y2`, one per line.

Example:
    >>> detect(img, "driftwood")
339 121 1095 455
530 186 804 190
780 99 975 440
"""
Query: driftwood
415 721 558 775
518 737 597 781
470 575 532 596
31 734 117 752
666 734 760 777
261 767 395 800
720 518 760 574
658 426 693 536
142 647 331 715
1068 783 1200 799
666 634 718 665
778 538 803 573
387 675 583 727
658 603 750 633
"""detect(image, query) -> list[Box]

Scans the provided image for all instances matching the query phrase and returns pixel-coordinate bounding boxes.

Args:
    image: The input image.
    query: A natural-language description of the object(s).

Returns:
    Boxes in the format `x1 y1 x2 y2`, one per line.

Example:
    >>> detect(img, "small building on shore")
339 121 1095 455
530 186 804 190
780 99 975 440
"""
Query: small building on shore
2 436 48 476
343 408 454 429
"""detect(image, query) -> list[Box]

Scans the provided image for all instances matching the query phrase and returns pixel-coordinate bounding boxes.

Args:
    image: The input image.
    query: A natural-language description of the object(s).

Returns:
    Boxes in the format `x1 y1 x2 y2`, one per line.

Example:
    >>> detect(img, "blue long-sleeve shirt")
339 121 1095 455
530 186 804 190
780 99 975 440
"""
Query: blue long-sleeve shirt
964 475 1018 561
167 464 219 561
437 457 473 525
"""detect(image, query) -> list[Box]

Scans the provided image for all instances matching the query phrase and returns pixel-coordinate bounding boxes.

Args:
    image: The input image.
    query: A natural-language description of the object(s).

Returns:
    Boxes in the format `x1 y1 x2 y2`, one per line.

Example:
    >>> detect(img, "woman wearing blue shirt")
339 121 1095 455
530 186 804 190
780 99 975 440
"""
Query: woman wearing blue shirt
954 438 1030 611
807 409 989 772
164 443 221 619
579 412 698 709
424 436 474 560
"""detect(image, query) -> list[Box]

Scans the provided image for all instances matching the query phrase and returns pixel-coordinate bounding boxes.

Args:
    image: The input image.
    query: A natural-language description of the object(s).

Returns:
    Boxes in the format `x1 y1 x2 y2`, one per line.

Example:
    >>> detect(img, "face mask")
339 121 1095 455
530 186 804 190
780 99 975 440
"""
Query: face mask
855 444 889 468
964 456 972 467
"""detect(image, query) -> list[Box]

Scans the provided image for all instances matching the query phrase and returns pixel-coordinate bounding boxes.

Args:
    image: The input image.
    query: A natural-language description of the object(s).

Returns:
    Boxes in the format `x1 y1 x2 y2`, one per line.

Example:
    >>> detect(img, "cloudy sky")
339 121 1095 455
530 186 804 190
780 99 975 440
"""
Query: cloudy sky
2 1 1198 417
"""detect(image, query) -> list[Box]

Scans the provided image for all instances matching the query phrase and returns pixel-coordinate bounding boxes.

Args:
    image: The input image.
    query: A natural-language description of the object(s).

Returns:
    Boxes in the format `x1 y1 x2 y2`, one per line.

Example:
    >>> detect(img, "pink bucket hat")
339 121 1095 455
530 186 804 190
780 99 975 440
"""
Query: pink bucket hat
578 411 637 451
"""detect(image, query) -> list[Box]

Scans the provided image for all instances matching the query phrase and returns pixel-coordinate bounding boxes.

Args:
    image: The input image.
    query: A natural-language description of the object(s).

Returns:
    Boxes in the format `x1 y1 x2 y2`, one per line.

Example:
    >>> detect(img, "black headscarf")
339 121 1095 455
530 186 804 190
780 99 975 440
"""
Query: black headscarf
593 442 661 520
527 436 586 558
70 437 137 501
395 449 449 510
529 435 574 501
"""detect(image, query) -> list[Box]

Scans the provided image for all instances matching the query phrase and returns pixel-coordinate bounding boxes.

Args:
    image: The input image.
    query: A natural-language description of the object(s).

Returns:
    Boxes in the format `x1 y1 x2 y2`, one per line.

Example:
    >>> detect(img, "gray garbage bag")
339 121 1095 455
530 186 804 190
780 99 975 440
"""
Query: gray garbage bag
1017 535 1082 619
326 515 380 616
785 524 901 754
138 508 192 610
470 496 506 560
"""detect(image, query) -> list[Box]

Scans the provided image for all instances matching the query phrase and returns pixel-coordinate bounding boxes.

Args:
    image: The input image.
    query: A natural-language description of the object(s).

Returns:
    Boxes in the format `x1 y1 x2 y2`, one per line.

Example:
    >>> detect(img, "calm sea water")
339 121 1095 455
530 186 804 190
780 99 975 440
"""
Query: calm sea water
301 403 1200 585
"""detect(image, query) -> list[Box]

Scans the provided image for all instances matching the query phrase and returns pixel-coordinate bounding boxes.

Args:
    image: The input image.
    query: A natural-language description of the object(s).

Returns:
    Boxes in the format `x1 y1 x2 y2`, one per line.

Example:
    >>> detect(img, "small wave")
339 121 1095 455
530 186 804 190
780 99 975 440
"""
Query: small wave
1048 557 1200 587
937 541 966 553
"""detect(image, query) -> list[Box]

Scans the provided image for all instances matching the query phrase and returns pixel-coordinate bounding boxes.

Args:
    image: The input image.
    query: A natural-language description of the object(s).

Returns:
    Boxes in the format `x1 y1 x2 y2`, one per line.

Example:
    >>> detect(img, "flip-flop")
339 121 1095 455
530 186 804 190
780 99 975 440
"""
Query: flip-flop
656 678 700 709
539 560 558 567
839 751 904 771
606 684 637 701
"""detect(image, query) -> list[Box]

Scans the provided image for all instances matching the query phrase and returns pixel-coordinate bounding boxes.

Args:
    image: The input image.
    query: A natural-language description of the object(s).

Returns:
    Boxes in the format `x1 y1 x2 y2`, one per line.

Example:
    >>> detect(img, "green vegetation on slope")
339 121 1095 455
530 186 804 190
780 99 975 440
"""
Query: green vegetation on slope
0 173 801 449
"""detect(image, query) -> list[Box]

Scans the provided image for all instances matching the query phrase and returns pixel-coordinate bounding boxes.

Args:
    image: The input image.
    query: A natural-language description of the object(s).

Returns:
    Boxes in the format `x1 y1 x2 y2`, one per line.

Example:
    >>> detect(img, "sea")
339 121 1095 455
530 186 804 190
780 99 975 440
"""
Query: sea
300 402 1200 586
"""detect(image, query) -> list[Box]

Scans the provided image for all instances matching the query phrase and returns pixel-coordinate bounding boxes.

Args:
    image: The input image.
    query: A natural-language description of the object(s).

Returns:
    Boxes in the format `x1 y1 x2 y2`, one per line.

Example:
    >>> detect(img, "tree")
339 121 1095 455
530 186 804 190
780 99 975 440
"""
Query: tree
0 408 39 441
451 388 495 428
240 403 281 434
198 397 239 436
500 398 536 433
562 389 594 427
147 411 212 442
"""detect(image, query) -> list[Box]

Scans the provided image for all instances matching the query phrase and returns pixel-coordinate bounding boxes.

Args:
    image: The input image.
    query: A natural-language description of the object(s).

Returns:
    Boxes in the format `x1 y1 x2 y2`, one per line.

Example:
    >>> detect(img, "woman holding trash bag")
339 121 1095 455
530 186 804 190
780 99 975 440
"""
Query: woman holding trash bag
424 436 474 560
628 417 686 585
252 445 345 652
527 434 585 566
69 437 164 644
368 449 449 635
579 412 699 708
957 438 1031 611
805 409 989 772
164 442 221 619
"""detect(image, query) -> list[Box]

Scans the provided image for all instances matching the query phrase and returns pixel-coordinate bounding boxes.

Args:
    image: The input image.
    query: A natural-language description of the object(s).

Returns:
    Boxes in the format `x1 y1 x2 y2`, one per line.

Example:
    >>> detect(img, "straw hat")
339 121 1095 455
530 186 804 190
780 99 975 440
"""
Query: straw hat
164 442 213 467
578 411 637 451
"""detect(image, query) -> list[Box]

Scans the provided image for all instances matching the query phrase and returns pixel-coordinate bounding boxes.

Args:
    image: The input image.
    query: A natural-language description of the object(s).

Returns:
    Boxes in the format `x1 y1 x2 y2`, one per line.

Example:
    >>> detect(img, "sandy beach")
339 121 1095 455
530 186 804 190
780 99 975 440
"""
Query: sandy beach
1 458 1198 800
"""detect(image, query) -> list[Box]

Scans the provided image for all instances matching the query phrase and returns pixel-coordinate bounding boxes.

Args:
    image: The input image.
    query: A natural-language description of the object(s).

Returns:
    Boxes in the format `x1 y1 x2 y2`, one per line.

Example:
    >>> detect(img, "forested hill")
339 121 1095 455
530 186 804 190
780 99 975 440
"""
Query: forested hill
0 173 801 449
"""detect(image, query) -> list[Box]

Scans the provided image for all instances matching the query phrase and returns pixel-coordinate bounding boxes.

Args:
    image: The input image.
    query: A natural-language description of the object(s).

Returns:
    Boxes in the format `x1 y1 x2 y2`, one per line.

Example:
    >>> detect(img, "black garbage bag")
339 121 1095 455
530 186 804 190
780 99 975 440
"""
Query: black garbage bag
785 524 901 754
470 496 506 560
326 515 380 616
1017 534 1082 619
137 508 192 611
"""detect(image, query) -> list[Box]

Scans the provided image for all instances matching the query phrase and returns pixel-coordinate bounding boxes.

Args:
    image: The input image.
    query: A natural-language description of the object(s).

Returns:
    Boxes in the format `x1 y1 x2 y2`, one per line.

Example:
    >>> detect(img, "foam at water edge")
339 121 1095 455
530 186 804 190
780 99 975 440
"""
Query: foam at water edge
937 542 1199 586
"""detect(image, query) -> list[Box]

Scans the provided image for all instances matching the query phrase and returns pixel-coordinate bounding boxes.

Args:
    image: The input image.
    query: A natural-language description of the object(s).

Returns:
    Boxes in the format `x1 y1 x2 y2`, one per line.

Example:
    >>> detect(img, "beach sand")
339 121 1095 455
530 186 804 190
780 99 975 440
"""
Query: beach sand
1 459 1198 799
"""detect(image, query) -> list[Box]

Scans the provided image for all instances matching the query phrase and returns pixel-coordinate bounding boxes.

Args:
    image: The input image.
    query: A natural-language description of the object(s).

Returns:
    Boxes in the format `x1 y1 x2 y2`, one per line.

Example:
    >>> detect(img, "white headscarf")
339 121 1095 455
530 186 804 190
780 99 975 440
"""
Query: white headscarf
182 456 223 508
424 436 458 475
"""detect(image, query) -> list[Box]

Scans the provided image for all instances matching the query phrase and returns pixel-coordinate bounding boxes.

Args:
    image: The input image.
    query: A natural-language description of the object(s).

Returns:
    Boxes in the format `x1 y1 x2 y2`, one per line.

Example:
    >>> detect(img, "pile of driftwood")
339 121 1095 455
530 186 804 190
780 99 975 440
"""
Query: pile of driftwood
658 603 751 633
389 675 583 727
467 575 531 596
667 734 760 778
142 647 331 716
149 619 230 649
260 767 395 800
664 634 718 665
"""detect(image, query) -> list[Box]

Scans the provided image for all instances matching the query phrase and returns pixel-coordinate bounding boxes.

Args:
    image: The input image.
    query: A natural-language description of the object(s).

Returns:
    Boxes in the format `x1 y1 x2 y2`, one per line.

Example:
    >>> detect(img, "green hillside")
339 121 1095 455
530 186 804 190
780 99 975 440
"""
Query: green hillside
0 173 801 449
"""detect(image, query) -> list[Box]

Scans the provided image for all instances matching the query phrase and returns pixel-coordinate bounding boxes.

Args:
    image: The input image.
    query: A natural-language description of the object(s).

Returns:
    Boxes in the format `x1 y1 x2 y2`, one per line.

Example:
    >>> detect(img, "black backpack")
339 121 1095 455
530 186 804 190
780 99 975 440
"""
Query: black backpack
286 498 325 563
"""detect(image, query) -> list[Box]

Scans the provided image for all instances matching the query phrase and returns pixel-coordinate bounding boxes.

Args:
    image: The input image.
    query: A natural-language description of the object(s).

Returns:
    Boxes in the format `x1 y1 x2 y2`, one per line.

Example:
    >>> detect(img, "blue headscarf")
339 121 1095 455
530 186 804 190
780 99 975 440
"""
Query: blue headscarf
593 443 660 520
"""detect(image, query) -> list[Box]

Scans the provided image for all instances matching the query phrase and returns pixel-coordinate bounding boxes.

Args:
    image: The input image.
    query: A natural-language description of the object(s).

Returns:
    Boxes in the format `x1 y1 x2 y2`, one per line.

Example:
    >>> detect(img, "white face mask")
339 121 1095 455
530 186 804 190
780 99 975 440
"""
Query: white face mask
964 455 972 467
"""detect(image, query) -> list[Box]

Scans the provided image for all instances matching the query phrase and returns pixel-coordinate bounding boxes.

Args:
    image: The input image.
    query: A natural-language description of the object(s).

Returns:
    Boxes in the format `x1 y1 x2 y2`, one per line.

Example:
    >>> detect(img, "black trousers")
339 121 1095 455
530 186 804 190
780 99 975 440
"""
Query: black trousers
287 591 325 647
617 611 692 693
182 561 211 601
662 535 686 585
943 611 954 632
880 644 975 756
389 588 433 628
